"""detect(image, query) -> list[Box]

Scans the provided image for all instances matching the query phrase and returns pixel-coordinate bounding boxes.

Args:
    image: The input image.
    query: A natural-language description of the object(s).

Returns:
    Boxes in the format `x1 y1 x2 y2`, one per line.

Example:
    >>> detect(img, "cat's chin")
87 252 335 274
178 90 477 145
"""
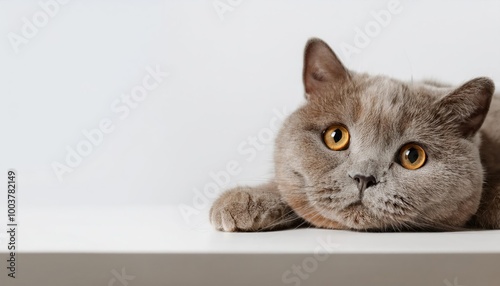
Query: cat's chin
283 191 414 230
315 201 407 231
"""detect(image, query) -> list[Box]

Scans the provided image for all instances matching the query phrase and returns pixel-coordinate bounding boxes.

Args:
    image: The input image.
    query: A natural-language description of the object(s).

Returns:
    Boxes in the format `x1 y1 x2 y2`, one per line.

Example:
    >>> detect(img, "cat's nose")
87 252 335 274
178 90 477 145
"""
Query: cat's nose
352 174 377 195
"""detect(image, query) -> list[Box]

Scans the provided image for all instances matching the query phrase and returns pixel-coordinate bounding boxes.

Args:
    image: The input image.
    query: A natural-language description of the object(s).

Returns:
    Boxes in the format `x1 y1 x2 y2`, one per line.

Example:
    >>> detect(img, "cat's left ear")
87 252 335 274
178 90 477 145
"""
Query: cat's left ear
303 38 350 100
437 77 495 138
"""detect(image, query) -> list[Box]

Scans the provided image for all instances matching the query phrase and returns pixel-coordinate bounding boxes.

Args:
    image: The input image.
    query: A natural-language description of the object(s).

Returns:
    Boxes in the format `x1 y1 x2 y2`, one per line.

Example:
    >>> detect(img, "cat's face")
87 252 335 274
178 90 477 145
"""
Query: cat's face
275 39 495 231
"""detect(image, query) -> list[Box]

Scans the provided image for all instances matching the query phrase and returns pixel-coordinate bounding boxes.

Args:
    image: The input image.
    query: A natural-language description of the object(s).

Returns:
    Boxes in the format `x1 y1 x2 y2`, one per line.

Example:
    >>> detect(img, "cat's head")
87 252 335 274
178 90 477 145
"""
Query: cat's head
275 38 495 231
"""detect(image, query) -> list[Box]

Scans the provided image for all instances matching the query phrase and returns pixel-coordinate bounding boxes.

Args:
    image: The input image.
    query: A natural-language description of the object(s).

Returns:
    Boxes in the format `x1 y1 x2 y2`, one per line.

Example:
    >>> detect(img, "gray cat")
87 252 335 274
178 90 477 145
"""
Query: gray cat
210 38 500 231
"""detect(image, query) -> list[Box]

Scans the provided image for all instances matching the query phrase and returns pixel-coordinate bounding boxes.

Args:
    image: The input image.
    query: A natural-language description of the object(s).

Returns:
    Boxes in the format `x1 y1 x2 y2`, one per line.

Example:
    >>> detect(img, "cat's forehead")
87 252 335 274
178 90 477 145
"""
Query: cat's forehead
356 75 452 107
359 77 409 110
352 75 450 121
299 74 452 135
304 75 454 145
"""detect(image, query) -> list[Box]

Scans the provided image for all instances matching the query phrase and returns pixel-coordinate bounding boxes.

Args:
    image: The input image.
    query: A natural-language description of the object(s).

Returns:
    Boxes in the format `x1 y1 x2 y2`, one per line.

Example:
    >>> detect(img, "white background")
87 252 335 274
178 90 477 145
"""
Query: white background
0 0 499 214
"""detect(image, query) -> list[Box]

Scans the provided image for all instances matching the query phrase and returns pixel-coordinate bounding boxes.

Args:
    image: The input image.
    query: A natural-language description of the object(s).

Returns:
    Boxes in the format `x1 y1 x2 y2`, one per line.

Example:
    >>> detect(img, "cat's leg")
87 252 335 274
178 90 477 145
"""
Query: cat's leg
473 186 500 229
209 182 303 232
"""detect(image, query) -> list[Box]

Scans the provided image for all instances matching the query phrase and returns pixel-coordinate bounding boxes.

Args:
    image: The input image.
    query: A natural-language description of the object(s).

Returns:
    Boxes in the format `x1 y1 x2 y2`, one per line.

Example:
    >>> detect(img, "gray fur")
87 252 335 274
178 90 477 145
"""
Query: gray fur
210 38 500 231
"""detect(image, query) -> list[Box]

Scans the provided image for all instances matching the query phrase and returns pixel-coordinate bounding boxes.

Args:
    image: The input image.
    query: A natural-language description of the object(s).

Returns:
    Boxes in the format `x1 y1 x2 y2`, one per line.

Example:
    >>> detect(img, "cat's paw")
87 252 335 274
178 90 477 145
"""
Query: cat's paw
209 186 292 232
209 187 261 232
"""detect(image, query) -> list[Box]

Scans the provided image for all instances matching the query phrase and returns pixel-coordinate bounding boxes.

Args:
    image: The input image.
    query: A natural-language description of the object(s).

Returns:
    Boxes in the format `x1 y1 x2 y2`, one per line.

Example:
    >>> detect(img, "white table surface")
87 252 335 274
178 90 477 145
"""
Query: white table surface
5 205 500 253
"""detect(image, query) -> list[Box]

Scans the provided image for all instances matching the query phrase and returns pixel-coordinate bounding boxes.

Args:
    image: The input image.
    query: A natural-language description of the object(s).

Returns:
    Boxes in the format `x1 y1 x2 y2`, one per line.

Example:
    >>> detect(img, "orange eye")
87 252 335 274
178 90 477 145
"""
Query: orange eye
323 125 350 151
399 143 426 170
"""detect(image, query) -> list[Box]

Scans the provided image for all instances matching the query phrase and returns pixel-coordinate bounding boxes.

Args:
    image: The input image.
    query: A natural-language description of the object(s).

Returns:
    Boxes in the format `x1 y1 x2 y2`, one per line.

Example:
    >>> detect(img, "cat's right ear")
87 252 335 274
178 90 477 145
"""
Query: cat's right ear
303 38 350 100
